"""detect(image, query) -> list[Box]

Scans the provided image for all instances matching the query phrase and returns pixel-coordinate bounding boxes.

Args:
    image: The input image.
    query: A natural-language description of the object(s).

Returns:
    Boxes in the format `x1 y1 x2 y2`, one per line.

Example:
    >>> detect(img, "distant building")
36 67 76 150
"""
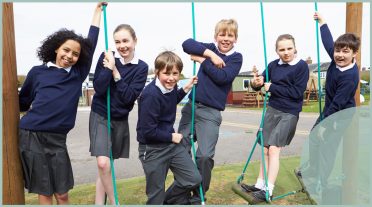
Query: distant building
228 66 256 105
308 62 331 79
229 59 332 106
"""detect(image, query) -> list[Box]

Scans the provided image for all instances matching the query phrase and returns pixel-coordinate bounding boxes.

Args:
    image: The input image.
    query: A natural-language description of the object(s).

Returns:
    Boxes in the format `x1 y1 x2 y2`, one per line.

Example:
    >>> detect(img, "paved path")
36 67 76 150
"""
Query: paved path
68 105 318 184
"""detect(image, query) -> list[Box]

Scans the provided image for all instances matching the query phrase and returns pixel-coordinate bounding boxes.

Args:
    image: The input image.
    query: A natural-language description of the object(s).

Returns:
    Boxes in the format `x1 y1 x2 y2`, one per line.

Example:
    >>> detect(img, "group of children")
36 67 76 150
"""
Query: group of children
18 2 361 204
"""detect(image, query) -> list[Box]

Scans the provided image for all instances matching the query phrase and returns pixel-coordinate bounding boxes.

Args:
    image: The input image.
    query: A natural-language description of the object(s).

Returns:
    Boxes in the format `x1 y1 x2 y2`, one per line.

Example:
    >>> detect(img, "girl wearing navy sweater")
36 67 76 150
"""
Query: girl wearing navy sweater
18 3 104 205
137 51 201 204
177 19 243 204
247 34 309 203
89 24 148 204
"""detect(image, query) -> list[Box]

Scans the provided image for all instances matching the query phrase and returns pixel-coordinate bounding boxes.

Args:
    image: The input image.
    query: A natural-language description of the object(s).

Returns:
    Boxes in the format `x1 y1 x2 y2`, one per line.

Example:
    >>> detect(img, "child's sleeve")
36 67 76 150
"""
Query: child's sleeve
19 68 36 112
138 94 173 143
115 63 148 106
323 76 358 118
268 62 309 100
182 38 214 56
261 60 278 83
200 53 243 85
320 24 335 60
177 87 187 103
92 52 113 96
78 26 100 82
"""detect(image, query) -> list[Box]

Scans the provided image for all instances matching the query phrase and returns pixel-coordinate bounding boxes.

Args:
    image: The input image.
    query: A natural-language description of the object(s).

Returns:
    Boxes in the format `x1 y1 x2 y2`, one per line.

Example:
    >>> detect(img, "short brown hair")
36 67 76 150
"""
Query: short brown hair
334 33 360 53
214 19 238 39
154 51 183 76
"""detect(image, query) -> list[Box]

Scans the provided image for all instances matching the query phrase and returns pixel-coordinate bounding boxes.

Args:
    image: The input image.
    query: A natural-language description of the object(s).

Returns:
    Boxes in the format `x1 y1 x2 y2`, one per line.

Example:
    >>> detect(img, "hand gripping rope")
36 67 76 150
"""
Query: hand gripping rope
102 4 120 205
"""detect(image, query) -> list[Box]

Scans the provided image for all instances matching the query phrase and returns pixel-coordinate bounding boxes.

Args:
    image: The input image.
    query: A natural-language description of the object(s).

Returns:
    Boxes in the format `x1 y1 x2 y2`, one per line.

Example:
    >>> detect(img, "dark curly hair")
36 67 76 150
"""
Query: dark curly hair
37 28 92 67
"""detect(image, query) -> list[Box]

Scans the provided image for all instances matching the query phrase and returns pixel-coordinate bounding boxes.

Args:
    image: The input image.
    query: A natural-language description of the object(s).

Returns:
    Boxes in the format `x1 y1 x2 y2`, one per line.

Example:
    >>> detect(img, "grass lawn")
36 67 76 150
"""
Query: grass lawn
25 156 312 205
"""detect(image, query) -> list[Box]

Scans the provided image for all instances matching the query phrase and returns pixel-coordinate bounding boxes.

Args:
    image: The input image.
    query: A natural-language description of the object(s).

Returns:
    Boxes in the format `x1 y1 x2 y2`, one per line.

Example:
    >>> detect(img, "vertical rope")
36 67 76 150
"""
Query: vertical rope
236 3 324 203
189 1 206 205
236 1 270 203
258 1 270 202
102 5 119 205
314 2 324 120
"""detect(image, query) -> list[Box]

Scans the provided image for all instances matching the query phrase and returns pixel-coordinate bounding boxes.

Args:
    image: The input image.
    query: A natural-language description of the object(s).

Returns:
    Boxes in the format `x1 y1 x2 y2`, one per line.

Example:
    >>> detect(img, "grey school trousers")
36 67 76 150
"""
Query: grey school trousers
138 143 201 205
178 101 222 201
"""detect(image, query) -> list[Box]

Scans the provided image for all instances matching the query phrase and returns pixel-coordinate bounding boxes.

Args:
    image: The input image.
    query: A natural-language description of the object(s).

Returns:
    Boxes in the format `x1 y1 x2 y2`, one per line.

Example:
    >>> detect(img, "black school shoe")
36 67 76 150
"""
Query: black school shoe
295 168 303 178
241 183 261 192
249 190 272 204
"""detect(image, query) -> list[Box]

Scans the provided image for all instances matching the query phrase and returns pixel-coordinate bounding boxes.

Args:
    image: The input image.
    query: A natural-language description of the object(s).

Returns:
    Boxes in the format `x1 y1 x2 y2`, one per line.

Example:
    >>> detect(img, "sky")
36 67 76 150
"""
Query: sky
13 2 370 79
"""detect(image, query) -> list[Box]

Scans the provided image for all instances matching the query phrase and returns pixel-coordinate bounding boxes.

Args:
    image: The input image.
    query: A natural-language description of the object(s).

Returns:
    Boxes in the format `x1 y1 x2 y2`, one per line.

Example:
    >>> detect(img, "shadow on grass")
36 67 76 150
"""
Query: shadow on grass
25 156 312 205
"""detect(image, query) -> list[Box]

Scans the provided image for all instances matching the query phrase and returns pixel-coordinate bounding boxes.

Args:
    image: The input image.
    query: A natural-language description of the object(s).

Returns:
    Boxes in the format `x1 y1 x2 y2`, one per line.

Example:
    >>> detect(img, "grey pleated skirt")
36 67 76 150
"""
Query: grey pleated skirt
89 111 130 159
258 106 299 147
18 129 73 196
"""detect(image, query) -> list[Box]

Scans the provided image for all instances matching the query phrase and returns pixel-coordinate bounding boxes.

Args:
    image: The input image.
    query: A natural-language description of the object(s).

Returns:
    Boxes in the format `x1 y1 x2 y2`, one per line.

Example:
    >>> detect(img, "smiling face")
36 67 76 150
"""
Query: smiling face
113 29 137 61
334 46 357 68
333 33 360 68
214 19 238 54
215 31 237 54
276 39 296 63
55 40 81 68
157 66 180 90
154 51 183 90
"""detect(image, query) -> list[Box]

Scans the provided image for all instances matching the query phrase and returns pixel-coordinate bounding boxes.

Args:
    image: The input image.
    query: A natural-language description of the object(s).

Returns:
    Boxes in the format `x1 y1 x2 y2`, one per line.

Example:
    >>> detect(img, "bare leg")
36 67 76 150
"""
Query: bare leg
95 156 115 204
54 192 69 205
267 146 281 184
38 194 53 205
95 176 107 204
258 147 269 180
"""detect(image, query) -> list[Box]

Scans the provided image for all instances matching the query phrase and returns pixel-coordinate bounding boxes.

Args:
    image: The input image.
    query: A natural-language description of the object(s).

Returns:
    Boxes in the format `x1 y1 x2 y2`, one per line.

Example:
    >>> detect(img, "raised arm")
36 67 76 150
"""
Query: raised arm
77 2 105 81
314 12 334 59
91 2 106 27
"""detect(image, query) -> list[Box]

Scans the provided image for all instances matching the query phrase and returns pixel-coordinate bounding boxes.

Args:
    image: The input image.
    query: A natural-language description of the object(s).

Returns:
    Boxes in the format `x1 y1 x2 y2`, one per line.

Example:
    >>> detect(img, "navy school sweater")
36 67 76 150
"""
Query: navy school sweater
91 52 148 120
182 38 243 111
18 26 99 134
136 80 187 144
262 59 309 116
320 24 359 118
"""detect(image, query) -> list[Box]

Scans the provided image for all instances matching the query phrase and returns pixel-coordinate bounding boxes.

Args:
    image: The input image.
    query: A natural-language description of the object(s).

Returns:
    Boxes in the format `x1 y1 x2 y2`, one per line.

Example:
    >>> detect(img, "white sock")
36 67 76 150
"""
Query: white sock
268 182 275 196
254 178 265 189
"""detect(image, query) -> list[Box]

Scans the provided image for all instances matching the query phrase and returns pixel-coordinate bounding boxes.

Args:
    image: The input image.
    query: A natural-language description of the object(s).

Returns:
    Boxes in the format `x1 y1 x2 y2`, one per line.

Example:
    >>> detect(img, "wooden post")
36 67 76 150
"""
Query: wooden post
342 2 362 205
2 2 25 204
346 2 363 106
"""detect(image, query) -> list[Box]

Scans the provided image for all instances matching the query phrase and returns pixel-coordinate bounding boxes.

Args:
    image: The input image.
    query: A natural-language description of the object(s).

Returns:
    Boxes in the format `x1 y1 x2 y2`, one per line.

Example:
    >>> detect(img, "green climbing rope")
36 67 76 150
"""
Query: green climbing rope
103 4 119 205
189 1 206 205
315 2 324 120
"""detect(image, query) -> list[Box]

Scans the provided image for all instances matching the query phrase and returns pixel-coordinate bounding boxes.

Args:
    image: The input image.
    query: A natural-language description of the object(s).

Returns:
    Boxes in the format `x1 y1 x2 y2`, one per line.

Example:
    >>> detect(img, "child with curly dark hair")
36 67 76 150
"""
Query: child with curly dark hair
18 3 105 205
